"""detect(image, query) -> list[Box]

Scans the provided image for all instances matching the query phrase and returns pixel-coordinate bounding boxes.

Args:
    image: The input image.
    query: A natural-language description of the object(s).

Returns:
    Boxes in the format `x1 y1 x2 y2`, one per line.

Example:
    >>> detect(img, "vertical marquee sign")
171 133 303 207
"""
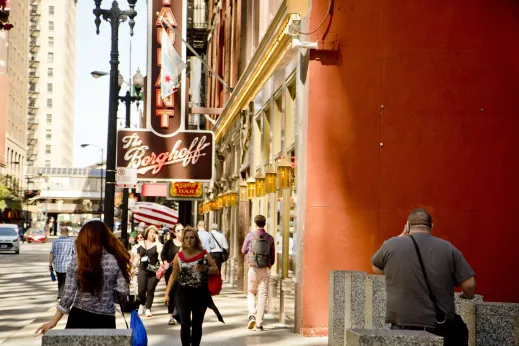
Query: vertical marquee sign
148 0 184 136
115 0 214 182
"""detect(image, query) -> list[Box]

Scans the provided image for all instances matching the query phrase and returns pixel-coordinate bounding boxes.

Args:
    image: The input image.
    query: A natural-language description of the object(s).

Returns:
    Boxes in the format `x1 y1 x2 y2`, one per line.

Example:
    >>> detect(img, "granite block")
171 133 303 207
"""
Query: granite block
364 275 390 329
455 293 484 315
42 329 132 346
329 271 367 346
459 301 477 346
474 302 519 346
346 329 443 346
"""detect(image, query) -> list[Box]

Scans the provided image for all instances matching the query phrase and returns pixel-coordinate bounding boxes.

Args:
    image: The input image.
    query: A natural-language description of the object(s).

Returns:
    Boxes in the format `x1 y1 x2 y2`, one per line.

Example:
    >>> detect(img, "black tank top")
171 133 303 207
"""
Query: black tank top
138 243 160 270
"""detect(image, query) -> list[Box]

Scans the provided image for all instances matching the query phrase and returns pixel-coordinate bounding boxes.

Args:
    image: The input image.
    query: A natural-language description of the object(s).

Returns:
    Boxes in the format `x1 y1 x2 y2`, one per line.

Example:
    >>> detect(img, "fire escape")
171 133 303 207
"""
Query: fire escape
27 0 41 166
186 0 209 56
186 0 209 129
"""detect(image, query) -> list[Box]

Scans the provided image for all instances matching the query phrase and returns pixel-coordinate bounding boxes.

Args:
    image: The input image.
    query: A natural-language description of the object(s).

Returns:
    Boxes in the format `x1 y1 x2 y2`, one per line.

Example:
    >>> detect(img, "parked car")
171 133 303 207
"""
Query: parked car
0 225 20 254
27 229 47 243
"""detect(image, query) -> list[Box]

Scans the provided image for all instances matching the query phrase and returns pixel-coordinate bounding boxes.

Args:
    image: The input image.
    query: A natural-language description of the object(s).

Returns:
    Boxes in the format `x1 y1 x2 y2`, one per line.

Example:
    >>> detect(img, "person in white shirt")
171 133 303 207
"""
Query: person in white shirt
197 221 214 253
210 223 229 273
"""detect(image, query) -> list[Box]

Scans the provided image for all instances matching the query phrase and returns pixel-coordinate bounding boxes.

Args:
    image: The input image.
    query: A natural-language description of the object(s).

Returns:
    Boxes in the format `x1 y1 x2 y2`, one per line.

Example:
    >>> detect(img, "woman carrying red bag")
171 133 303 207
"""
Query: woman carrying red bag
164 227 224 346
160 223 184 325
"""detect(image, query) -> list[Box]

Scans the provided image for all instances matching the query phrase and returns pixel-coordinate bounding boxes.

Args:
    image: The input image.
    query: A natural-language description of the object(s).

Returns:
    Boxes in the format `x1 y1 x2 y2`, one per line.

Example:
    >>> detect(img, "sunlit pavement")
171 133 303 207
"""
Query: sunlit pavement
0 242 327 346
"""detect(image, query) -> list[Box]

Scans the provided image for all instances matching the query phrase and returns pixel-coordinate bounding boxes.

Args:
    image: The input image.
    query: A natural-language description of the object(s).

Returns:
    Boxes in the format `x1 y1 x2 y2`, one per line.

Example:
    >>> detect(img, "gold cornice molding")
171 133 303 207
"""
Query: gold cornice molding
214 3 294 142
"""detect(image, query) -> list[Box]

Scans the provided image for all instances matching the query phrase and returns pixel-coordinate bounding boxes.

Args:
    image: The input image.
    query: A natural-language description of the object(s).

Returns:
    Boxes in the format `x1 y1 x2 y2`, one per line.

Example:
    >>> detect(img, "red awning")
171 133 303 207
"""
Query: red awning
132 202 178 228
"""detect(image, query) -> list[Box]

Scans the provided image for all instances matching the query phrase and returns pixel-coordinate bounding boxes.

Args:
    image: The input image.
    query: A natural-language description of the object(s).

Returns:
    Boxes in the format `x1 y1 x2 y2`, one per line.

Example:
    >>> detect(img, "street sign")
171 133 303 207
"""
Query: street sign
116 167 137 188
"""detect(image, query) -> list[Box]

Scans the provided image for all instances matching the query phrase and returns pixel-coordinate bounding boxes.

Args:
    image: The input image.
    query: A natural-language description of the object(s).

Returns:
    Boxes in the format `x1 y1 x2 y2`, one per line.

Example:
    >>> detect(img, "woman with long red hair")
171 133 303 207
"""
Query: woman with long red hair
36 220 131 334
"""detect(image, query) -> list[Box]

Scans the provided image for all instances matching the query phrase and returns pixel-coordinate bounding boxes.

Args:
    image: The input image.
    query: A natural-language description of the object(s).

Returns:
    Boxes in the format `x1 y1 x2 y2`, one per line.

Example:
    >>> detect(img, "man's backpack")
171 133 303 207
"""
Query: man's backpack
250 232 271 268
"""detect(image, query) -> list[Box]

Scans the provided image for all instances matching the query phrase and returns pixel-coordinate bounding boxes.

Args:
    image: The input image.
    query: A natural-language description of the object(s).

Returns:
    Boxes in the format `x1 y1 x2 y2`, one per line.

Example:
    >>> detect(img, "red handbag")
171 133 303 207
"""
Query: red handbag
207 274 222 296
156 261 170 280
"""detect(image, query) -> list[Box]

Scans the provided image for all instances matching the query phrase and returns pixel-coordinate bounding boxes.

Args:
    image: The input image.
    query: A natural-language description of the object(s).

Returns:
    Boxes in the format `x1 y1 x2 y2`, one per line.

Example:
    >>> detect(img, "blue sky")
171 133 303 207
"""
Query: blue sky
73 0 148 167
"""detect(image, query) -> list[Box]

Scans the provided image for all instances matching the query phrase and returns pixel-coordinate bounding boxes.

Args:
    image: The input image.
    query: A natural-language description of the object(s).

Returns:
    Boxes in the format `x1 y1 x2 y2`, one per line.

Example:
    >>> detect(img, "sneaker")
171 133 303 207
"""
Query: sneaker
145 309 152 317
247 316 256 329
168 318 176 325
138 305 145 315
256 325 264 331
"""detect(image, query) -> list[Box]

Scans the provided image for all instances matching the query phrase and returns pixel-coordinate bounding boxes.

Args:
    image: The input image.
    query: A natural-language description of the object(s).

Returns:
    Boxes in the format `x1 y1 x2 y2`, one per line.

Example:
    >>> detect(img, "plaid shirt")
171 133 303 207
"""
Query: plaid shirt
58 251 129 316
241 229 275 267
50 236 75 273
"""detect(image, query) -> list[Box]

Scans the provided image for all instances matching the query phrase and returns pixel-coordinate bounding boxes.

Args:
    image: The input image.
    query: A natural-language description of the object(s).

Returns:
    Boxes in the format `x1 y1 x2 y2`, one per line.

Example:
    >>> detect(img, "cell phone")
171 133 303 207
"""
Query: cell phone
405 221 410 234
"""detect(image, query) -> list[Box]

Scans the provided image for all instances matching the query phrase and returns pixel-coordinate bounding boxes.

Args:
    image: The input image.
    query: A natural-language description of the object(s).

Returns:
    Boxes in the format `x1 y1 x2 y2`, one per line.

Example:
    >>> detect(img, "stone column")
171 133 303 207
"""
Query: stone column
328 271 367 346
237 199 249 292
364 274 390 329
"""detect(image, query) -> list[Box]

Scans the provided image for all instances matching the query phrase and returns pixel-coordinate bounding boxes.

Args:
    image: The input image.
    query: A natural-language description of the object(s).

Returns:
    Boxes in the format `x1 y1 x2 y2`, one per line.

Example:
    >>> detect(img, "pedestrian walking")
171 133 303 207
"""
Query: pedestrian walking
241 215 275 331
135 226 163 317
164 227 223 346
49 226 75 300
196 220 214 252
130 232 144 276
161 223 184 325
36 220 131 334
209 223 229 274
371 208 476 346
160 224 170 243
19 224 25 243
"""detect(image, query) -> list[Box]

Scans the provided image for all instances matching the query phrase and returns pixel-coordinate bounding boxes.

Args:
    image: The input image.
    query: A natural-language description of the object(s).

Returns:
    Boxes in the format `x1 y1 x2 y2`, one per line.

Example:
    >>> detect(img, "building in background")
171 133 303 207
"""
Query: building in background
28 0 76 168
201 0 519 338
0 0 30 196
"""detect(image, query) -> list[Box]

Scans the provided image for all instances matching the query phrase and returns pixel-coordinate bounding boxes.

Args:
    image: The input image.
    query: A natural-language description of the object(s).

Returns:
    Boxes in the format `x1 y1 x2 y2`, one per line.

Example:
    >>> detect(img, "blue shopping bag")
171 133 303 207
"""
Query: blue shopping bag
130 310 148 346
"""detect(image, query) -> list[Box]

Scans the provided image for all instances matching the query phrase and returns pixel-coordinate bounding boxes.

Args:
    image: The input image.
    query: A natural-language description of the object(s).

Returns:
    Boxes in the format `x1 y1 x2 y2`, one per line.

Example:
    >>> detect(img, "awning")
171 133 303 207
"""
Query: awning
132 202 179 228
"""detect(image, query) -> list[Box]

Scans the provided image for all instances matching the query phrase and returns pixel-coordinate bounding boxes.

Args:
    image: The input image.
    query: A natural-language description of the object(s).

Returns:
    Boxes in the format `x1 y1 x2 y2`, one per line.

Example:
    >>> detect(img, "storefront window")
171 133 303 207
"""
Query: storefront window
273 93 282 156
254 113 261 171
284 79 296 150
263 107 271 164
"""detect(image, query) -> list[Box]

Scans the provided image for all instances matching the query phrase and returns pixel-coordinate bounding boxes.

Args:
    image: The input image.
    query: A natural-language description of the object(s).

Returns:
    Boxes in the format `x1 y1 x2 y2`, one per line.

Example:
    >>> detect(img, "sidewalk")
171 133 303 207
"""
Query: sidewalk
3 281 327 346
138 282 327 345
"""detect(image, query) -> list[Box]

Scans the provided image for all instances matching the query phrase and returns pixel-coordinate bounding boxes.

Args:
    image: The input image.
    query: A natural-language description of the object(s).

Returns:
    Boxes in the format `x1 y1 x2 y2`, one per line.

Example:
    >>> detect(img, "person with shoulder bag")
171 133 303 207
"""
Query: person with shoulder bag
164 227 224 346
371 209 476 346
209 223 229 273
160 223 184 325
36 221 131 334
135 226 163 317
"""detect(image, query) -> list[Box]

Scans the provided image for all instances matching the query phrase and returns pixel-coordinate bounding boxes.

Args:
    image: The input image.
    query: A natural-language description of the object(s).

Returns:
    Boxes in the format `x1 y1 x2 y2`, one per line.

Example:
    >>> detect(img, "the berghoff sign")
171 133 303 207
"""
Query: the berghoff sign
117 130 214 181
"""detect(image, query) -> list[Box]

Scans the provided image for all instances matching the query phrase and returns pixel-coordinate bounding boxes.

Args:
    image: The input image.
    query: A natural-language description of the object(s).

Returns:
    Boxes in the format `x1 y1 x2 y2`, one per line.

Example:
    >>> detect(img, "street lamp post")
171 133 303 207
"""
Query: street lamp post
118 69 143 248
93 0 138 231
81 144 104 219
25 176 34 229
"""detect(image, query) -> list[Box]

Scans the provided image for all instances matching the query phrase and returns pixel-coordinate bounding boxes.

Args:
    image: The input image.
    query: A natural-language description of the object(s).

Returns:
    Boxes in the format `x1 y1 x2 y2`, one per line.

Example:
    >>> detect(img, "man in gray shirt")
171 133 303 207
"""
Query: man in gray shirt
371 208 476 331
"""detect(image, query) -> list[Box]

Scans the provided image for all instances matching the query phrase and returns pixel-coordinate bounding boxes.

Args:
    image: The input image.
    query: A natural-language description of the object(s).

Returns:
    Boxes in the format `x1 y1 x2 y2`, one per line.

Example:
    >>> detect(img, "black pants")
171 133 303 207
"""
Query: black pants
66 307 116 329
175 285 207 346
164 268 176 314
210 252 223 274
56 272 66 299
137 270 160 309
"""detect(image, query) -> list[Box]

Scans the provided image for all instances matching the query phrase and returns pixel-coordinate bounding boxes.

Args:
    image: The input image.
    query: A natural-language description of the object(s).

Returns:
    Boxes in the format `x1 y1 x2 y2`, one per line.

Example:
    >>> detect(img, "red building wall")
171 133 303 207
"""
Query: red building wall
302 0 519 336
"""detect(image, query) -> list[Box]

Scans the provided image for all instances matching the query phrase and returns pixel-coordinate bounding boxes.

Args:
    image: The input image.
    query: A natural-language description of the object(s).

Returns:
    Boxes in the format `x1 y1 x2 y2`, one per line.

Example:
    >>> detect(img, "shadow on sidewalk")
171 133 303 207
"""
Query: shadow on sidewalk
142 282 327 346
